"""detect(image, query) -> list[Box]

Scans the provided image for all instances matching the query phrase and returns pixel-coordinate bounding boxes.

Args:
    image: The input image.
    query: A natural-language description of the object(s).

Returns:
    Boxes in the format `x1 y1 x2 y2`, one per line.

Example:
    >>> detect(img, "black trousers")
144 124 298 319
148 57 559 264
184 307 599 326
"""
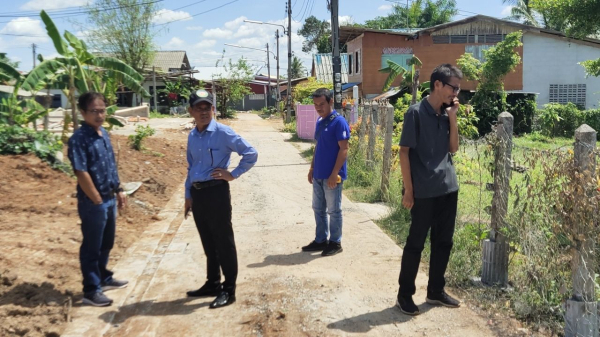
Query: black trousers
398 191 458 297
191 182 238 294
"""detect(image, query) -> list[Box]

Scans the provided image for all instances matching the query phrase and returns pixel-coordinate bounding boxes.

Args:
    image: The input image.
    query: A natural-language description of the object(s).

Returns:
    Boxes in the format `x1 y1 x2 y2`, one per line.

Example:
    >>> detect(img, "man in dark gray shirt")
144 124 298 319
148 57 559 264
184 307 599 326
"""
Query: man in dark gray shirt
396 64 462 315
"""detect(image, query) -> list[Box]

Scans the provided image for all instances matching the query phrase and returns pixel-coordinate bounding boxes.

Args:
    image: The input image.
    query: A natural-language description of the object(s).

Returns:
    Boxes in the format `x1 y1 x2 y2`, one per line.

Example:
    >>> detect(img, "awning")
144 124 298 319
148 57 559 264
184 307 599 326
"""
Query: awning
371 88 402 101
342 82 361 91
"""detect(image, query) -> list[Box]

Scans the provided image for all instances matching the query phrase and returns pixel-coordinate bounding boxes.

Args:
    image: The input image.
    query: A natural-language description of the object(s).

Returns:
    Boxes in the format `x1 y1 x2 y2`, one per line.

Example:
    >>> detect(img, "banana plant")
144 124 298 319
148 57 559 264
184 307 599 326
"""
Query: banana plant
379 56 430 95
0 60 49 126
21 10 150 131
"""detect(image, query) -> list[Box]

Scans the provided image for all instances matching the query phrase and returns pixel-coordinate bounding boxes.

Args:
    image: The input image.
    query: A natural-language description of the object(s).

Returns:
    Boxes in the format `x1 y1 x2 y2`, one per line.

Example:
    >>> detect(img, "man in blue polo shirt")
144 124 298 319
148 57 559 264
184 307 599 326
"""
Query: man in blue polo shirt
184 89 258 309
396 64 463 315
302 88 350 257
68 92 129 307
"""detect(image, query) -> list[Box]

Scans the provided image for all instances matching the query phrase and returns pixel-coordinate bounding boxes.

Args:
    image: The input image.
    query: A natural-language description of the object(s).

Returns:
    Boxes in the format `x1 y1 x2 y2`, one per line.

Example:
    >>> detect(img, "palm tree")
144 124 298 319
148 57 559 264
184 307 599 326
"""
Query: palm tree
502 0 540 27
21 10 149 130
290 56 306 79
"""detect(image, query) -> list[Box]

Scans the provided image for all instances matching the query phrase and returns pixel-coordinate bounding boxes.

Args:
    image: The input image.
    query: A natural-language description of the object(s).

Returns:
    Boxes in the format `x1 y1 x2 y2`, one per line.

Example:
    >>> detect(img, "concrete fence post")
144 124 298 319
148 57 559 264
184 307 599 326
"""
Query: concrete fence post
481 111 513 287
380 102 395 198
565 124 598 337
367 100 378 164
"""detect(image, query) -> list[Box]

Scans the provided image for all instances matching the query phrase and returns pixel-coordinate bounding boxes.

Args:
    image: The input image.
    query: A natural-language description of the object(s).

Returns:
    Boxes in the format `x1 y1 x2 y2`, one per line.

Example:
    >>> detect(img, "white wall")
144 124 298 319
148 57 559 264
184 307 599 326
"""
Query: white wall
523 33 600 109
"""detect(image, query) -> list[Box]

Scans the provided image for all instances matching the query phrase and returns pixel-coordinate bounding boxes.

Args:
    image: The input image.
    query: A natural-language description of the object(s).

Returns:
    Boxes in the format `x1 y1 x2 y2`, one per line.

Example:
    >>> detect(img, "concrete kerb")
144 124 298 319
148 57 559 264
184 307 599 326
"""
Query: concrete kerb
62 186 186 337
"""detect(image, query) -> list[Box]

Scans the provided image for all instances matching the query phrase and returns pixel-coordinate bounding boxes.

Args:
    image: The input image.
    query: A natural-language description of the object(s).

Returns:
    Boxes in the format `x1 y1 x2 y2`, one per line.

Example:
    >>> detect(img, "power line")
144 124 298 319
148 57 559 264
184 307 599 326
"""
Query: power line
154 0 241 26
0 0 164 24
0 0 164 18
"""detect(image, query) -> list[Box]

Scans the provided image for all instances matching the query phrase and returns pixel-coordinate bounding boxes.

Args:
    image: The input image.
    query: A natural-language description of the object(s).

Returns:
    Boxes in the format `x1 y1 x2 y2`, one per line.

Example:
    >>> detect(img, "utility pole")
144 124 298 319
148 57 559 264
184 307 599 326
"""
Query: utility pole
286 0 292 123
266 43 271 108
276 29 281 114
330 0 342 110
32 43 37 68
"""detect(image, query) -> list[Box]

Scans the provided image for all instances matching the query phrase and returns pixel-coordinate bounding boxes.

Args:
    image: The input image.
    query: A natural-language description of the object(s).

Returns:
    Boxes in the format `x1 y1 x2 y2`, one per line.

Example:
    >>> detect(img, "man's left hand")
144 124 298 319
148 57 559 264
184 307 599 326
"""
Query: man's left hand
117 192 127 209
327 174 338 189
211 168 235 181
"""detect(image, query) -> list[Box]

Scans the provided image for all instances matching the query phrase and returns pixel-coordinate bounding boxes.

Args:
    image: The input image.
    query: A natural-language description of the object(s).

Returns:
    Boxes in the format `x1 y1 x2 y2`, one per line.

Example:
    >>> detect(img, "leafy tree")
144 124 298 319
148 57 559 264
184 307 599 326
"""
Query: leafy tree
532 0 600 39
22 10 149 130
457 31 523 134
364 0 457 30
76 0 159 72
298 16 331 53
290 56 307 79
213 58 254 118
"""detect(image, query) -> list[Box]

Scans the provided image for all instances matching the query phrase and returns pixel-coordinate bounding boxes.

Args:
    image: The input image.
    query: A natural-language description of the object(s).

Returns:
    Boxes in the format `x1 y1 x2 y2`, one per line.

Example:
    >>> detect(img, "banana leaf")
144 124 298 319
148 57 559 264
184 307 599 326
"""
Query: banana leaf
40 10 70 57
92 57 144 82
21 59 66 91
0 61 22 81
379 59 407 92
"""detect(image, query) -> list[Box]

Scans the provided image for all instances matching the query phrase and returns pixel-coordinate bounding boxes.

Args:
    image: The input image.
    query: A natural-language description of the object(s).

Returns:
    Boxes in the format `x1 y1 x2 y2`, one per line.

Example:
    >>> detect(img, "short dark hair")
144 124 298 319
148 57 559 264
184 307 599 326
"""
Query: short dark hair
312 88 333 103
430 64 463 92
78 92 107 111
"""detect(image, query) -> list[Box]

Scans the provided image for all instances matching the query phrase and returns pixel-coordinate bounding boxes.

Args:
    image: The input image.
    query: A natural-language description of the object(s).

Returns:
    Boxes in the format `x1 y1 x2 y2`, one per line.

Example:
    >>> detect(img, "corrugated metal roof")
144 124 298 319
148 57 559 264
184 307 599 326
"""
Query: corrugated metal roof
151 51 190 72
312 53 349 84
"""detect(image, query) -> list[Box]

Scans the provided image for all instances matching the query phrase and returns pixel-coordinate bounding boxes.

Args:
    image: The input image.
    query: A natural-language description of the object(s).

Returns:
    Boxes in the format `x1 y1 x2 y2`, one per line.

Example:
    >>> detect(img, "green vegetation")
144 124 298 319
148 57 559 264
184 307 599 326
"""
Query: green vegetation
128 125 156 151
0 125 70 172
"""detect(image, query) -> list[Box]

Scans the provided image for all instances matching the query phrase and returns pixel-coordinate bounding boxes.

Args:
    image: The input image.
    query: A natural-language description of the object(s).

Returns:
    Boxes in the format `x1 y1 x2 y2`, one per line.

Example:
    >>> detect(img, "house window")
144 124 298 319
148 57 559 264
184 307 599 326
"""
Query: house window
381 54 413 69
450 35 468 44
355 50 360 74
348 54 353 74
549 84 586 108
249 94 265 101
465 45 493 62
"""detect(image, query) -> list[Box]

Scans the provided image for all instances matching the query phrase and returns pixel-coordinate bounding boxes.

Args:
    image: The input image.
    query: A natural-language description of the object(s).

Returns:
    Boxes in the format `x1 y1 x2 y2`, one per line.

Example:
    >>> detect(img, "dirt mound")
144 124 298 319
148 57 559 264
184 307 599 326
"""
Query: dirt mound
0 134 187 337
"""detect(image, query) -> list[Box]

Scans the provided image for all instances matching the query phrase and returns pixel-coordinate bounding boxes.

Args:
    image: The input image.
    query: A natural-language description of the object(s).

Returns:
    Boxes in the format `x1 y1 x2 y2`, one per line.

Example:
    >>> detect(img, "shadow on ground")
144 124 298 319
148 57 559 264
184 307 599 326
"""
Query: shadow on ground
98 297 210 325
326 305 434 333
247 252 323 268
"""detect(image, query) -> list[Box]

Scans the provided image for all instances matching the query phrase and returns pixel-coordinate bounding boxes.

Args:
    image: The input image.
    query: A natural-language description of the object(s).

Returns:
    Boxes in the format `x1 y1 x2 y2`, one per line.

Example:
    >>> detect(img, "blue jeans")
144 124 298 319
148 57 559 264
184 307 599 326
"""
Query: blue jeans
312 179 343 244
78 197 116 294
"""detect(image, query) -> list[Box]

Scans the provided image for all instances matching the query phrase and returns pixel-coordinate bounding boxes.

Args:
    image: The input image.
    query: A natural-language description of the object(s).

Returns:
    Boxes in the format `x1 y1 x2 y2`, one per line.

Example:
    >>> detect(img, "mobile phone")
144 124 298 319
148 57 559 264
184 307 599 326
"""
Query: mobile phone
442 100 457 110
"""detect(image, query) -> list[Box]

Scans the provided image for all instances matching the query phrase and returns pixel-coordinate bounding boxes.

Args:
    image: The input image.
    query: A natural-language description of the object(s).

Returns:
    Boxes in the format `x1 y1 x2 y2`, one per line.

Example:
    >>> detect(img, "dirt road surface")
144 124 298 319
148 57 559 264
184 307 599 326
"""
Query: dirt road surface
62 113 496 337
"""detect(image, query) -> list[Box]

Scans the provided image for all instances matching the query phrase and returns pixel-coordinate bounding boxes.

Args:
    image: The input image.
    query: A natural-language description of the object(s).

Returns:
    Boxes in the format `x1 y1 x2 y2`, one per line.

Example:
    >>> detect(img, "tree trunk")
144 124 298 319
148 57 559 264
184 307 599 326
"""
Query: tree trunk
70 71 78 131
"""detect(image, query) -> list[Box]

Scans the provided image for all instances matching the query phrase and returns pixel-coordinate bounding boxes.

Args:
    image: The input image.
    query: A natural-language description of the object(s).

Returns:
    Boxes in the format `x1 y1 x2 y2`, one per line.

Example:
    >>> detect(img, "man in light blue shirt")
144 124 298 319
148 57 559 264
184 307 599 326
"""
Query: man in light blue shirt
184 89 257 309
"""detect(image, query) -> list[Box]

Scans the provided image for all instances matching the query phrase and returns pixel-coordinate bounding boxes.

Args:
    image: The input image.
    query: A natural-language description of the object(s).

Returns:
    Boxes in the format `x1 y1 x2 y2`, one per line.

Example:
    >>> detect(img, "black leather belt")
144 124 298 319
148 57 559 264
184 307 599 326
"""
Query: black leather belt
192 180 225 190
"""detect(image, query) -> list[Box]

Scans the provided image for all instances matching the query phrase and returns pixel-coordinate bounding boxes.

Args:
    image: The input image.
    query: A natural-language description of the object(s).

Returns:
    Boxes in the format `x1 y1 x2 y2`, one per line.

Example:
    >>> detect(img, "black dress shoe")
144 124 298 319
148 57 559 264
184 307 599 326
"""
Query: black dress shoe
301 240 328 252
209 291 236 309
321 242 343 256
186 282 222 297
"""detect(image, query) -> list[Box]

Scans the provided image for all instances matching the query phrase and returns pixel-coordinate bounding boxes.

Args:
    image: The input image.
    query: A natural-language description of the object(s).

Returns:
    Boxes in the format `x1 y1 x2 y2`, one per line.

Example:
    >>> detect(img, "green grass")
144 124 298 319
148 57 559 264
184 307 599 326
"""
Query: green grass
149 110 171 119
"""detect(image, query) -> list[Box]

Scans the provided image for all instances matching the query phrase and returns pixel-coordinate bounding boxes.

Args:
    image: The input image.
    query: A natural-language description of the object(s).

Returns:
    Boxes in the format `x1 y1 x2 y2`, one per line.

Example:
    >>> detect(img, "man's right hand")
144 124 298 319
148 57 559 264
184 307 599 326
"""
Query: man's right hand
308 168 313 184
402 190 414 210
184 198 193 219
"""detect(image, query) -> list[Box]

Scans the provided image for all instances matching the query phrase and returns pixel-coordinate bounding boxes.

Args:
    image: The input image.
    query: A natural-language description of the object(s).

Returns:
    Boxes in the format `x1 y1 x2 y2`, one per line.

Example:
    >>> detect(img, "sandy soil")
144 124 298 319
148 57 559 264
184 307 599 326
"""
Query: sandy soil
0 132 188 337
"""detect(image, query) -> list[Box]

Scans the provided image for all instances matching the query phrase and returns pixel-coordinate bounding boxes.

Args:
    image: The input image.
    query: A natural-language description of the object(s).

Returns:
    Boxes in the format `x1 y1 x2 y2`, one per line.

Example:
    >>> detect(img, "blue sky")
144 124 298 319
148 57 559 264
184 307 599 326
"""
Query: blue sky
0 0 509 79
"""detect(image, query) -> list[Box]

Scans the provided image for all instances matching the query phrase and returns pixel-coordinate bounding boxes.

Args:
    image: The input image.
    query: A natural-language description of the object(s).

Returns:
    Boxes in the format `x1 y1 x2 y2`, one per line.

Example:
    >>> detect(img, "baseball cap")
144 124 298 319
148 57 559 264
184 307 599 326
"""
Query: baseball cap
189 89 214 107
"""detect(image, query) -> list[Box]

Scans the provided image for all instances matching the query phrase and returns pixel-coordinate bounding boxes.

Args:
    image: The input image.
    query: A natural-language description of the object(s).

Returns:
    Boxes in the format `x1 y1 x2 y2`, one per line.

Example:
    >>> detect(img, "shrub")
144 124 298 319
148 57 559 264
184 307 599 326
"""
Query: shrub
538 103 583 137
0 125 69 172
293 77 333 104
282 120 296 133
581 108 600 132
128 125 156 150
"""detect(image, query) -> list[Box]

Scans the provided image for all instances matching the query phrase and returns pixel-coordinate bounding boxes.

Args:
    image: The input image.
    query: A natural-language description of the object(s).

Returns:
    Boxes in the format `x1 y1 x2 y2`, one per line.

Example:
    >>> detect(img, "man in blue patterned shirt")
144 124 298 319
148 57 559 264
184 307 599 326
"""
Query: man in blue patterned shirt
184 89 258 309
67 92 128 307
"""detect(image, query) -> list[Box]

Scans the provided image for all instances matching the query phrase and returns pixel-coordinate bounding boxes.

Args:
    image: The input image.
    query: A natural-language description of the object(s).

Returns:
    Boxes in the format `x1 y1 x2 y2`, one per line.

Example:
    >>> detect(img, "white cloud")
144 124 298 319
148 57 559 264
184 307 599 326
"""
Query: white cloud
195 39 217 48
0 17 49 47
339 16 354 26
224 16 247 30
501 6 514 17
20 0 88 10
203 28 233 39
378 4 392 11
188 17 312 81
164 37 186 49
186 26 203 31
152 9 192 25
234 25 257 38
